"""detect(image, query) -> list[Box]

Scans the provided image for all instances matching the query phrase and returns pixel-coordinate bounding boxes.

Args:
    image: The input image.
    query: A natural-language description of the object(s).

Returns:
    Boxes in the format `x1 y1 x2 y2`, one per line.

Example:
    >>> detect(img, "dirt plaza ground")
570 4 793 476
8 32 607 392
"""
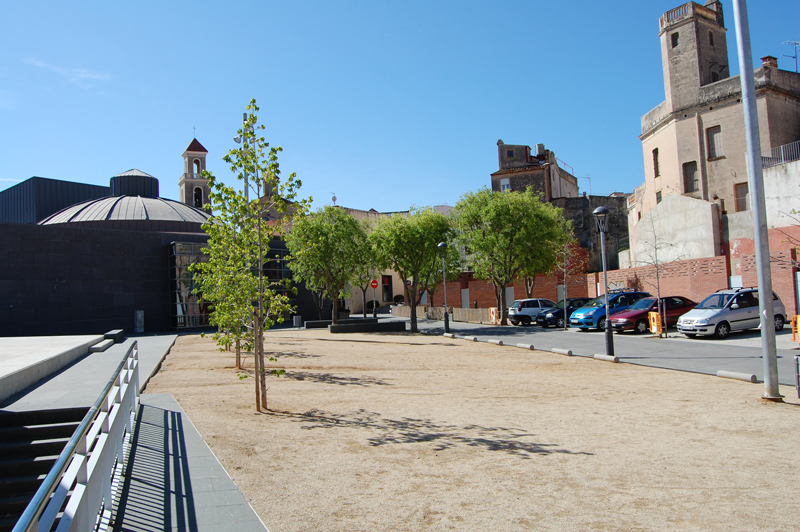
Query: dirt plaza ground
145 329 800 531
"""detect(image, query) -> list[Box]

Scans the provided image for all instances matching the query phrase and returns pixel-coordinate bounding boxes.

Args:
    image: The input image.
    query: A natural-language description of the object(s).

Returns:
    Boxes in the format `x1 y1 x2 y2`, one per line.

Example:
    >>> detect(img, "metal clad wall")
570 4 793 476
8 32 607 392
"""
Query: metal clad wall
0 177 109 224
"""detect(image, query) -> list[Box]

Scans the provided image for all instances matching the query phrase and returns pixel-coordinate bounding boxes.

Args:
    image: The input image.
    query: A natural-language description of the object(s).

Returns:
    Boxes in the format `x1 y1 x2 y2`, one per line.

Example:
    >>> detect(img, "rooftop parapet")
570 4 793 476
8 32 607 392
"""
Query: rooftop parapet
660 1 723 34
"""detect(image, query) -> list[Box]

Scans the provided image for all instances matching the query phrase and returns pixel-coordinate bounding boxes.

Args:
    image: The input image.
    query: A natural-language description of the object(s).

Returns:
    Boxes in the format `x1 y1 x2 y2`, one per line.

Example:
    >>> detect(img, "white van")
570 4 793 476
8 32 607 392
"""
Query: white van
676 288 786 339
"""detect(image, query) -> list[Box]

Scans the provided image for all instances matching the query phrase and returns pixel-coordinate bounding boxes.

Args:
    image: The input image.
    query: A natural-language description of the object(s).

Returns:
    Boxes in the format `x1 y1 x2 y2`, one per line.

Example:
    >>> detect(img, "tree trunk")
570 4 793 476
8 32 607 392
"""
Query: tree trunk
408 280 418 333
258 325 267 409
332 299 338 325
362 287 367 319
253 319 261 412
236 338 241 369
496 282 508 326
524 274 536 298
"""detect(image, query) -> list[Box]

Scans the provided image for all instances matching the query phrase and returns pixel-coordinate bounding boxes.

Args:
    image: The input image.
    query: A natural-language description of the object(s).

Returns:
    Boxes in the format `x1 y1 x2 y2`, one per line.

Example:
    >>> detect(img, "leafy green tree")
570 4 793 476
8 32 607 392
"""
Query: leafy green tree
369 207 454 332
452 187 563 325
520 218 576 298
285 206 365 325
350 220 381 318
191 99 307 411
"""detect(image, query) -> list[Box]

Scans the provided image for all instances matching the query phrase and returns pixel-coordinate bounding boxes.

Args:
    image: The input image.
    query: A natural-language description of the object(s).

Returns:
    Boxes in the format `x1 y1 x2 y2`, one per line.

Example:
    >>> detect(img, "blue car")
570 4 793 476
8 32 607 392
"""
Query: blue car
569 289 652 331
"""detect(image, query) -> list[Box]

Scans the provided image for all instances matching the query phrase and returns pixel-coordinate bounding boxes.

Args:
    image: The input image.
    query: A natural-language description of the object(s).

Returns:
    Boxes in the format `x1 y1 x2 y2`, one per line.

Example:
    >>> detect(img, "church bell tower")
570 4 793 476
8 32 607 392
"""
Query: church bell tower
179 138 211 212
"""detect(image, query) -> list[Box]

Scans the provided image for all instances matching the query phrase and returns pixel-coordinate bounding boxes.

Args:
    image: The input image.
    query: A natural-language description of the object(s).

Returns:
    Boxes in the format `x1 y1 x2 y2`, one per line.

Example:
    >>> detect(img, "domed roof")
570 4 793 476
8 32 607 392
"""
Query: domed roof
39 196 210 225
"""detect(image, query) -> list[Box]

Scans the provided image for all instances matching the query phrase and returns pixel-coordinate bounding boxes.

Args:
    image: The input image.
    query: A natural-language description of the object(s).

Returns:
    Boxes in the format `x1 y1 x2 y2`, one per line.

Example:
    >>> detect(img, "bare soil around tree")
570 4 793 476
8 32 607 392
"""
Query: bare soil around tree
144 329 800 531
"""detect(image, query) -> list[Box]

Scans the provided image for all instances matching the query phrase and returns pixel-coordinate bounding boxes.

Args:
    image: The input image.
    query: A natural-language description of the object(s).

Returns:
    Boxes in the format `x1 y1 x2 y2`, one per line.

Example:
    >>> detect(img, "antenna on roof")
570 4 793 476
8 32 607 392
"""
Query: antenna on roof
193 126 196 138
783 40 800 72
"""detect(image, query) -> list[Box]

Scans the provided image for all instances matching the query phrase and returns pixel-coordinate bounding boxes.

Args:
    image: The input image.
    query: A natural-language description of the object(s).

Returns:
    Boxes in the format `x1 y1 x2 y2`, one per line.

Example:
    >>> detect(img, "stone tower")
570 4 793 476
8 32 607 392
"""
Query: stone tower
660 1 729 112
178 138 211 212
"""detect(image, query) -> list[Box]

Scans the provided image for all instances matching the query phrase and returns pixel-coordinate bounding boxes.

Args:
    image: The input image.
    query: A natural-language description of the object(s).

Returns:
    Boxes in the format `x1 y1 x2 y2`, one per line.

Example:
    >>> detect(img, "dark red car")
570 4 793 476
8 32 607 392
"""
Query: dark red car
610 296 696 334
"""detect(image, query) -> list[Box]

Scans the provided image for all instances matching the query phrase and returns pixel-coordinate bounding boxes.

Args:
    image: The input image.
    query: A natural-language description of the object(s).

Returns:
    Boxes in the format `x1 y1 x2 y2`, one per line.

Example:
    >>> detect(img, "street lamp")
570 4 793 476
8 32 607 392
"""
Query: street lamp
592 206 614 358
437 242 450 334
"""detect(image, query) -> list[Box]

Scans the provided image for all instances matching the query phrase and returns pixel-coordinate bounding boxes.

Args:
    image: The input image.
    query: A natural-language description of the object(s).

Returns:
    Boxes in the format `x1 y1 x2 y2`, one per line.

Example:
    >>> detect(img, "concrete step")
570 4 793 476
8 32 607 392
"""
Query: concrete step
89 338 115 353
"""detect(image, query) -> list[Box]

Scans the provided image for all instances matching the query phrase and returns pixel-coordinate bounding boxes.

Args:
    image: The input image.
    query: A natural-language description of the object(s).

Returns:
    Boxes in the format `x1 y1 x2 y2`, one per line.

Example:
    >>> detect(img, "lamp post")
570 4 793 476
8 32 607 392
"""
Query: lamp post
592 206 614 358
437 242 450 334
372 268 378 319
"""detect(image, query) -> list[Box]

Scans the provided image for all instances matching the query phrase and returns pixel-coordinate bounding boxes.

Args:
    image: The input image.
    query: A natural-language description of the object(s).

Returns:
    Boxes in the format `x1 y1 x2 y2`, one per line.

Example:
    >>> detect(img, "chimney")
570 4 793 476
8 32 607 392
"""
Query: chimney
761 56 778 68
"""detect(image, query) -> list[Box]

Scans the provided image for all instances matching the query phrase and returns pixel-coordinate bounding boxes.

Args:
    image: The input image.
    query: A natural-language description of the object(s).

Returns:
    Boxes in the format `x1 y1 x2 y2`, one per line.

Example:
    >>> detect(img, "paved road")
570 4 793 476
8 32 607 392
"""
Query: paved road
387 317 800 389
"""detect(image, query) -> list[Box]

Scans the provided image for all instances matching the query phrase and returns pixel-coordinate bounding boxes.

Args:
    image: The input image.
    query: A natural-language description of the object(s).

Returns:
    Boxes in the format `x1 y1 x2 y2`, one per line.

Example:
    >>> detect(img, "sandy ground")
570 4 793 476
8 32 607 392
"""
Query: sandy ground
145 329 800 531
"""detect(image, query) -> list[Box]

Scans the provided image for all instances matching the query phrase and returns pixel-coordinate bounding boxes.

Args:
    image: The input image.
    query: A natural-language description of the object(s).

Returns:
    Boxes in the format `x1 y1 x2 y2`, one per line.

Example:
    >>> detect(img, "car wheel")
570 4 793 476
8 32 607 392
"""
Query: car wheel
635 320 649 334
597 316 606 331
775 315 785 332
556 317 565 329
715 321 730 339
522 317 532 326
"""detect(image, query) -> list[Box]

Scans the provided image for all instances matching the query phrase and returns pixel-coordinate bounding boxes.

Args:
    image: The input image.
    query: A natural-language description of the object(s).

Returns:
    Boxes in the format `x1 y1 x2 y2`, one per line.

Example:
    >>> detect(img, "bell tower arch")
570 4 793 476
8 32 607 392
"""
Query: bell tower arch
179 138 211 212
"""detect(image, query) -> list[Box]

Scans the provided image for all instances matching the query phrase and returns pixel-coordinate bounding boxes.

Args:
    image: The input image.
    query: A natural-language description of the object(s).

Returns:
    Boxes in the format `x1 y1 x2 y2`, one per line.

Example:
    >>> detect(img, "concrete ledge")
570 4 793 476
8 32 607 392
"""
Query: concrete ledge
307 318 378 329
89 339 115 353
516 343 535 350
594 354 619 363
328 321 406 334
716 370 757 383
104 329 125 343
461 336 478 342
443 333 456 338
551 348 572 356
488 339 504 346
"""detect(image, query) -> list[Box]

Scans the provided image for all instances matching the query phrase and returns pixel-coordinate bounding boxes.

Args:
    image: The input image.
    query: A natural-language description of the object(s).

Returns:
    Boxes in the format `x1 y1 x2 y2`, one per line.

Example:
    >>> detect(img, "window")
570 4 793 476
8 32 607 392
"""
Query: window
656 191 662 204
671 33 679 48
707 126 723 158
500 178 510 192
683 161 698 193
193 159 201 175
506 150 514 158
734 183 749 212
382 275 393 303
652 148 660 177
709 31 714 46
193 187 203 208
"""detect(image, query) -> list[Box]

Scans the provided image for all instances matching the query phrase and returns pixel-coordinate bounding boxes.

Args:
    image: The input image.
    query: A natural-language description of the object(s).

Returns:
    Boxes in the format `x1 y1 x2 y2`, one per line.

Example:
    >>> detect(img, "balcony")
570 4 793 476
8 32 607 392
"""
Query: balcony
660 2 723 32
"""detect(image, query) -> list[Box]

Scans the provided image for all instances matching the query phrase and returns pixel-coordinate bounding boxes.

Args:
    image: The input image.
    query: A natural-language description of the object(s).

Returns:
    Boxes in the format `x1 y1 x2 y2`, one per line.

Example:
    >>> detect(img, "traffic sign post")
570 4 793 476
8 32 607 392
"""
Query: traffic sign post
370 279 378 318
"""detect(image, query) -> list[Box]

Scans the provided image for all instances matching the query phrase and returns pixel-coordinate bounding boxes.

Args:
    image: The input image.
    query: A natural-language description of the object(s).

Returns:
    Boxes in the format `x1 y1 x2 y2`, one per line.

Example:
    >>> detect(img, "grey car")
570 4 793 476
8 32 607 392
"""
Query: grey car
508 298 556 326
676 287 786 338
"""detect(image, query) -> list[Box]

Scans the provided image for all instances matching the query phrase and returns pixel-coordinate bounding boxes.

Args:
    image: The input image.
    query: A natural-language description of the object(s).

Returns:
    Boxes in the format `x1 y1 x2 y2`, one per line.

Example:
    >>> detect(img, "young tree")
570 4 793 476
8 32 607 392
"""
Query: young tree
191 99 307 411
548 224 589 329
369 207 453 333
452 187 563 325
284 206 365 325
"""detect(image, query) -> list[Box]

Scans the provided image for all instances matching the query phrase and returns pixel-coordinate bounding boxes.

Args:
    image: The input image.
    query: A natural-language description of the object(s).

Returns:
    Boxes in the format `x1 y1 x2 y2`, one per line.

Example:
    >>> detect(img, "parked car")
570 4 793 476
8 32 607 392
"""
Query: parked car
676 287 786 338
610 296 696 334
508 298 557 326
569 289 652 331
537 297 592 328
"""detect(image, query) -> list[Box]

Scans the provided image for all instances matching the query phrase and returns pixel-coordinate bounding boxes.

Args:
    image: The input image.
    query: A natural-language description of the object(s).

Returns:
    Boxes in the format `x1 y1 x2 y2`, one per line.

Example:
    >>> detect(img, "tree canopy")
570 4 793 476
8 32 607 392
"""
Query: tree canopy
369 207 455 332
452 187 564 325
284 206 366 324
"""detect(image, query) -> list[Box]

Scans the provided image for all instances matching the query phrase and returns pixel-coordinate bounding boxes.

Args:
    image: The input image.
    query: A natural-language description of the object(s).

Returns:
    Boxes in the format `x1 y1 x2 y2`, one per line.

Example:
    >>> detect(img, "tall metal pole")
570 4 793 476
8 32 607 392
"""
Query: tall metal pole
438 242 449 334
599 228 614 357
732 0 781 399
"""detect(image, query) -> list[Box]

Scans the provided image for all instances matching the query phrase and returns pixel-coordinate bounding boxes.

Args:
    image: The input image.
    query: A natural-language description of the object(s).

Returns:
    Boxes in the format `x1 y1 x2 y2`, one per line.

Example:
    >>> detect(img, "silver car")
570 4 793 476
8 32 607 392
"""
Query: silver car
508 298 556 326
676 288 785 339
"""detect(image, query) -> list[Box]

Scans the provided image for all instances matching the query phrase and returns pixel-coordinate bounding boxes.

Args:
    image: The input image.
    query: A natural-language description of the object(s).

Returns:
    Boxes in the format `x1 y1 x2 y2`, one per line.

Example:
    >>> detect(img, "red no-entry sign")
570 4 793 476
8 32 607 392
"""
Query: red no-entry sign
370 279 379 289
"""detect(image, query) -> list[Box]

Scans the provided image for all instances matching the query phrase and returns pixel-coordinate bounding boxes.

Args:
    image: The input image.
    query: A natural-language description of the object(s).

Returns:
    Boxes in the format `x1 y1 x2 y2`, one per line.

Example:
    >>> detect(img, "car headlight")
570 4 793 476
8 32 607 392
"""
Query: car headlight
545 313 553 318
615 318 628 323
695 318 709 326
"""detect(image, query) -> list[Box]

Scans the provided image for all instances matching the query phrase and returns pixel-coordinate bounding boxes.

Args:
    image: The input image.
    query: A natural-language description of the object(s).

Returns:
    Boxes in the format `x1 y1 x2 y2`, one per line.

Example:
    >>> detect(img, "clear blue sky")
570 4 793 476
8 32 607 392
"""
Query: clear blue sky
1 1 797 212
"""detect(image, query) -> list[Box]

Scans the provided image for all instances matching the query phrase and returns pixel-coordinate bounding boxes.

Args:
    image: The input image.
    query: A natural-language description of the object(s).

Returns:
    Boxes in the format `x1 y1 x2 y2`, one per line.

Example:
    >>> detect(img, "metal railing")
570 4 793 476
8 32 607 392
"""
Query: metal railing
13 341 140 532
762 140 800 168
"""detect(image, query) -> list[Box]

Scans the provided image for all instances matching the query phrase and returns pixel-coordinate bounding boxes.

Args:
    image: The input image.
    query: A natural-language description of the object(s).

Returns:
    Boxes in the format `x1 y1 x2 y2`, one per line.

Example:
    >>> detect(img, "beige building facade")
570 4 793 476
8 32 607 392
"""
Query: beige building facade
628 0 800 265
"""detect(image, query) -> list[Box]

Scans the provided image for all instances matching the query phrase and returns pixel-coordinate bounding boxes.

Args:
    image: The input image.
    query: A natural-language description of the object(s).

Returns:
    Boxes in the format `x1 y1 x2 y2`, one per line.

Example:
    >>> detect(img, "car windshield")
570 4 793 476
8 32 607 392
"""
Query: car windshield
510 301 522 309
629 297 656 310
697 293 732 309
552 300 566 310
585 297 605 308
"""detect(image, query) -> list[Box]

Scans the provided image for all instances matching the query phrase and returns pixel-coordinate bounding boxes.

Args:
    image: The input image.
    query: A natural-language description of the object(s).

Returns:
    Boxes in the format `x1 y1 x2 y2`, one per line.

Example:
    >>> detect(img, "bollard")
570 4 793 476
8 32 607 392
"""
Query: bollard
551 348 572 356
716 370 757 383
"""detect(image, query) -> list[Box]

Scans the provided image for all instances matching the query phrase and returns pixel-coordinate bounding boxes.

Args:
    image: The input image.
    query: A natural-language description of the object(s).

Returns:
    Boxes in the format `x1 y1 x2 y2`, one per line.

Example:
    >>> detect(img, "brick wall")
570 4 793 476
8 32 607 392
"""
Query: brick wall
430 273 590 309
741 248 798 317
584 256 730 304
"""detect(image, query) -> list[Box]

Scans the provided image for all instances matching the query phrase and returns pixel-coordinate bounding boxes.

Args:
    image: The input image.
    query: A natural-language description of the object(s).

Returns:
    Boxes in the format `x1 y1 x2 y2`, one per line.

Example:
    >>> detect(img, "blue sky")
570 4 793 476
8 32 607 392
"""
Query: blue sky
1 1 797 211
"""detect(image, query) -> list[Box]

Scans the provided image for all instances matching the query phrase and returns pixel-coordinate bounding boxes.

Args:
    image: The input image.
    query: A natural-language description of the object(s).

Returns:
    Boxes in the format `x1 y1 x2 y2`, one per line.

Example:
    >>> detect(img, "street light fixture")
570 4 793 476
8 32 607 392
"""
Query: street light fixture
437 242 450 334
592 206 614 358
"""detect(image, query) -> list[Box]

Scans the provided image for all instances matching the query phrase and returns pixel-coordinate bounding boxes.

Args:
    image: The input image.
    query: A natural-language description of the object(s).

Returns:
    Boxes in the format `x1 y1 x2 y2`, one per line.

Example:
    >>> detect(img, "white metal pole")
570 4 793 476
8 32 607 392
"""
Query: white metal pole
732 0 781 399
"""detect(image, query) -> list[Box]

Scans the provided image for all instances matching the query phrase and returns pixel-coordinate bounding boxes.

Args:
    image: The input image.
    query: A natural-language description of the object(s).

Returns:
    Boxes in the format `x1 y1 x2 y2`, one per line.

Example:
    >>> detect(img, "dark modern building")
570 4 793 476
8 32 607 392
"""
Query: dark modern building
0 139 316 337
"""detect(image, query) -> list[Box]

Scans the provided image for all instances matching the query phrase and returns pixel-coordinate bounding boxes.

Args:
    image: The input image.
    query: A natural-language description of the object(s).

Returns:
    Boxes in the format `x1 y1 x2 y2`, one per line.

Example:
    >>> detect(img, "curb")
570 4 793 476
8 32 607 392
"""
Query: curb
516 343 535 350
594 354 619 363
487 339 504 346
716 370 757 383
551 348 572 356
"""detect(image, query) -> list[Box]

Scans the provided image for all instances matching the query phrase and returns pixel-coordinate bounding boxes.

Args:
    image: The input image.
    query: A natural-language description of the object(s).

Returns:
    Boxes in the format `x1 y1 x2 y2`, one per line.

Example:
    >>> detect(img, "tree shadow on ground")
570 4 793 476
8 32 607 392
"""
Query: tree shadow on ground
267 334 458 348
268 350 322 359
274 408 591 459
281 372 392 387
